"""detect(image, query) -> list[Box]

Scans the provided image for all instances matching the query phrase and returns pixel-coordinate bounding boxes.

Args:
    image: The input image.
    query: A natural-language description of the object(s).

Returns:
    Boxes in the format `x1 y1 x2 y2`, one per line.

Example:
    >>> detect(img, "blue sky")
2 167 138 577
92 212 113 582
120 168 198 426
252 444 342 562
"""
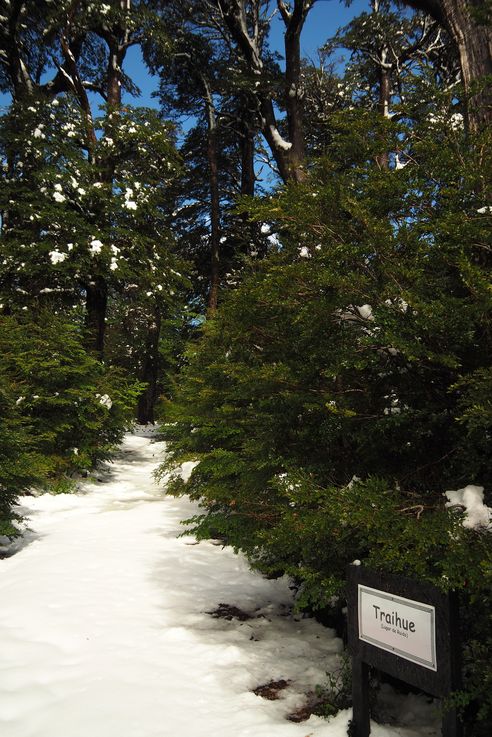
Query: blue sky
0 1 369 111
271 0 369 62
122 0 370 108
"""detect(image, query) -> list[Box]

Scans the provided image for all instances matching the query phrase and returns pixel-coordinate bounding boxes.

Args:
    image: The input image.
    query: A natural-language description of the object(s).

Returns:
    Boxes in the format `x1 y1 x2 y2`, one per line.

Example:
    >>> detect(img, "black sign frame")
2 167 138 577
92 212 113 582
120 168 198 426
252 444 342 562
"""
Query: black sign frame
346 565 462 737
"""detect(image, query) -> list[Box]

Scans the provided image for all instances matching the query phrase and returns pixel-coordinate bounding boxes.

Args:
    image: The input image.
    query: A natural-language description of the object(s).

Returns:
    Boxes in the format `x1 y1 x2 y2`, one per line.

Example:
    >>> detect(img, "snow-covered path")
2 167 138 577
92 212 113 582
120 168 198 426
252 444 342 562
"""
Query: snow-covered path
0 434 437 737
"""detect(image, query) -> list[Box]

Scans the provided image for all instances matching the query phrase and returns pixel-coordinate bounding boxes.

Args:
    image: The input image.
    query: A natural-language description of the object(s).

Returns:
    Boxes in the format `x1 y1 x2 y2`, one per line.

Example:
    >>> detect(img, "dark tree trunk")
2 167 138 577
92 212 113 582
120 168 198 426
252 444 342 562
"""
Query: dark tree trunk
283 2 307 182
446 0 492 131
240 126 255 197
238 124 263 258
203 78 221 313
84 21 125 355
216 0 310 184
207 126 221 312
260 98 297 183
85 277 108 359
404 0 492 130
137 311 162 425
376 53 391 169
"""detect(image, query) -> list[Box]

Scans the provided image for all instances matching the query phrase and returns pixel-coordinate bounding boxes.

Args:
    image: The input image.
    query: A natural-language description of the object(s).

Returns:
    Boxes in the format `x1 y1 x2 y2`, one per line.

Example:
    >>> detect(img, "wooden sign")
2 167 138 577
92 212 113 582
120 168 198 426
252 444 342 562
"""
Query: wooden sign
347 565 462 737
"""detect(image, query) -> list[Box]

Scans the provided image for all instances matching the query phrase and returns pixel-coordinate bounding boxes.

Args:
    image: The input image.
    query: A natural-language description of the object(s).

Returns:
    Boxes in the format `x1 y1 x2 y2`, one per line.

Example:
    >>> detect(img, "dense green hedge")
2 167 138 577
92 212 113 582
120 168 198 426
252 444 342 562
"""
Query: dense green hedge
160 112 492 732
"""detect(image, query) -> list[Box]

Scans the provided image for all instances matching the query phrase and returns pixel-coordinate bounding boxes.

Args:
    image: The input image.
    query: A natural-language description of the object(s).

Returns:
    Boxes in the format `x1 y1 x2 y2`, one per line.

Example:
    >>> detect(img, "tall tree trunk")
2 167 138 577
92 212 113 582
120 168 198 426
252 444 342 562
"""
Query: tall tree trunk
203 78 221 313
444 0 492 131
405 0 492 130
85 3 128 355
283 1 307 182
238 123 263 258
85 277 108 359
240 126 255 197
137 310 162 425
207 126 221 313
216 0 311 184
376 48 391 170
260 98 298 183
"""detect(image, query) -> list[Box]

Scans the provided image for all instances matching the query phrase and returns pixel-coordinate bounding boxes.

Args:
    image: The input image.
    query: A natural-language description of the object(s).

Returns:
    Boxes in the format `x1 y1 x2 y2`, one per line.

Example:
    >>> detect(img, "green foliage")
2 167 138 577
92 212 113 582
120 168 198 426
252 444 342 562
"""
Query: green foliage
0 97 184 312
0 373 45 538
313 654 353 718
1 0 491 729
326 0 457 113
161 109 492 730
0 312 143 488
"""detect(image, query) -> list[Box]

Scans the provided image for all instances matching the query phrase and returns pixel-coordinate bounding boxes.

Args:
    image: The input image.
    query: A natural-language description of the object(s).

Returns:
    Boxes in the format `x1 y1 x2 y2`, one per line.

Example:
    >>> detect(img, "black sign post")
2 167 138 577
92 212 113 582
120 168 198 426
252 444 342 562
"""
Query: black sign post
347 565 462 737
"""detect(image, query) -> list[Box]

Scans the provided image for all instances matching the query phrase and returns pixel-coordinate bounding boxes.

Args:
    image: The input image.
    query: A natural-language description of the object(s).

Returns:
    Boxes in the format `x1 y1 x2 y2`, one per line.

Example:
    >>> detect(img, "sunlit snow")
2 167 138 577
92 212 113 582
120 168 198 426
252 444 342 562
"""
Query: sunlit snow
0 434 439 737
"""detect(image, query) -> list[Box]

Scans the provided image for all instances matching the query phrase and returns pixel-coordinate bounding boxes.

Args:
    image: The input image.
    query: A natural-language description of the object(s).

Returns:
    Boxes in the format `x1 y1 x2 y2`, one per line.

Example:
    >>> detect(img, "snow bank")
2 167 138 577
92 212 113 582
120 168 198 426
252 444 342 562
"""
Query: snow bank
0 434 439 736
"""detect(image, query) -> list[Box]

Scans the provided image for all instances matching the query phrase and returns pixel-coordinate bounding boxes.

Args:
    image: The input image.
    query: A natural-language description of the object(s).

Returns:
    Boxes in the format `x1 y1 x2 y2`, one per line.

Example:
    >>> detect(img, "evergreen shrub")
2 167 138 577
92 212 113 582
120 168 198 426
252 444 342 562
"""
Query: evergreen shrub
0 312 143 492
160 111 492 731
0 373 45 539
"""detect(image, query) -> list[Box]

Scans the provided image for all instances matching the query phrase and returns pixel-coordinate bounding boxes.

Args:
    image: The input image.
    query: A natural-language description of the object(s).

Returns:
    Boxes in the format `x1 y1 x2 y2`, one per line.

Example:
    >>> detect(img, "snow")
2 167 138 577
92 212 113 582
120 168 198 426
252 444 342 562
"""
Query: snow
123 187 138 210
0 434 439 737
449 113 463 131
97 393 112 409
89 238 103 255
394 155 408 170
179 460 199 482
49 250 67 265
269 125 293 151
385 298 408 314
357 304 374 321
445 485 491 530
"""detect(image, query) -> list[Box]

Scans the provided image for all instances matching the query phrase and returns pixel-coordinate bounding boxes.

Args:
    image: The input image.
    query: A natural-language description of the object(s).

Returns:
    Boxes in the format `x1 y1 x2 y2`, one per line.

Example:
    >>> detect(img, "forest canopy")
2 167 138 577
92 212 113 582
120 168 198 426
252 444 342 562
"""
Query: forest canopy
0 1 491 733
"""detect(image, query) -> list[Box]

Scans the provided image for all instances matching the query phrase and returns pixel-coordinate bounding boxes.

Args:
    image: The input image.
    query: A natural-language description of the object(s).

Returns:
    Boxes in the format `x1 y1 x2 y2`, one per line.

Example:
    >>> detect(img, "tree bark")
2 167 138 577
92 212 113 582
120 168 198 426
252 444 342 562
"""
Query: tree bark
203 79 221 313
238 123 263 257
282 0 307 181
85 0 129 355
404 0 492 129
85 277 108 359
137 311 162 425
240 125 256 197
216 0 311 183
375 48 391 170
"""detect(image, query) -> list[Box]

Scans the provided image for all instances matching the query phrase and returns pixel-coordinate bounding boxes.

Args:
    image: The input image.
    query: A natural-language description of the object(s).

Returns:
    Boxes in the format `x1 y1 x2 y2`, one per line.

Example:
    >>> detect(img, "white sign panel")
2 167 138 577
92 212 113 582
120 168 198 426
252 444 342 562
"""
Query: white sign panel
358 584 437 671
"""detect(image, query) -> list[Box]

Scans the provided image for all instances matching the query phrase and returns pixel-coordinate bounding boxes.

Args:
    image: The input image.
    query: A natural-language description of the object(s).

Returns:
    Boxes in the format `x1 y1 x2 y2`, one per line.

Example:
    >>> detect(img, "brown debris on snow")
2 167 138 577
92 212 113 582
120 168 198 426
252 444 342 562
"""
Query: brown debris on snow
206 603 253 621
252 679 291 700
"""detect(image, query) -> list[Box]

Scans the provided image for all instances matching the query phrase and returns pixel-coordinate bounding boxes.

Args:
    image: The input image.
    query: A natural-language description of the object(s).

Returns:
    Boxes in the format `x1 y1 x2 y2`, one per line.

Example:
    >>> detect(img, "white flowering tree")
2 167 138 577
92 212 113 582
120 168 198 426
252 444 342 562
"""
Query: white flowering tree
0 93 188 420
1 97 182 303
